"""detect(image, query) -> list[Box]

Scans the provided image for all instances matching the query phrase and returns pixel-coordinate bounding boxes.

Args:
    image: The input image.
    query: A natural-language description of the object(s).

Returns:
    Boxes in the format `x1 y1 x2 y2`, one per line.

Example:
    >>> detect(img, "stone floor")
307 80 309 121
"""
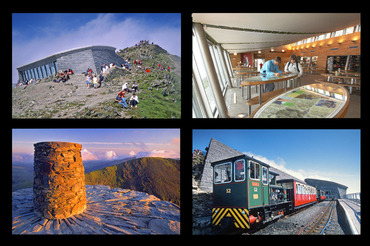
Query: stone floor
12 185 180 235
225 73 360 118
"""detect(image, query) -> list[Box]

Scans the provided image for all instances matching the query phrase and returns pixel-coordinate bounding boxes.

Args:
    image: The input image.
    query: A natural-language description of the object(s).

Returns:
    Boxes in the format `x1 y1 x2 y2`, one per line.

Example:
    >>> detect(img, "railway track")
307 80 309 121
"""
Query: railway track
296 201 336 235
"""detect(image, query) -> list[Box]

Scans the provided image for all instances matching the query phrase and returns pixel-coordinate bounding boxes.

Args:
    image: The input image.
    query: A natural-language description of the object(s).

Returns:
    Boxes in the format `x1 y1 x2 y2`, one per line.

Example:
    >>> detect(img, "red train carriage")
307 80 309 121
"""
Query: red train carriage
317 189 326 202
277 179 317 210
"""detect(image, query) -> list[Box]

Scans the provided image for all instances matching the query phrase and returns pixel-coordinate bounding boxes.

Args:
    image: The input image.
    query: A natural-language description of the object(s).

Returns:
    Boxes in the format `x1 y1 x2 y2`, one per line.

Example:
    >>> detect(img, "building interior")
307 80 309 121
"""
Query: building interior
192 13 361 118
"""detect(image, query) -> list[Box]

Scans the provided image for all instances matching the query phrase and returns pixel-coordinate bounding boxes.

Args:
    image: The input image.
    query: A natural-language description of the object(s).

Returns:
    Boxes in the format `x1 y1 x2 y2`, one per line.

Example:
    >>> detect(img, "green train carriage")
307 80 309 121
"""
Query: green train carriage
211 154 290 231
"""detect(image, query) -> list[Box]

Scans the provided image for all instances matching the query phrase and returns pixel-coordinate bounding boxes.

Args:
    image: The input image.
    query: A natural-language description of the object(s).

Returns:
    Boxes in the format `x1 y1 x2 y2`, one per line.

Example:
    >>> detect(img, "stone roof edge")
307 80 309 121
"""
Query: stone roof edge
17 45 117 70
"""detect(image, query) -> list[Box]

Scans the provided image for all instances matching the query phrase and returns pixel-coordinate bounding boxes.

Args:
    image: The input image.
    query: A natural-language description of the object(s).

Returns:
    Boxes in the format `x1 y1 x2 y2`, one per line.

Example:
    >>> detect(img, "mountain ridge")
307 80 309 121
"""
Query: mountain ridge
85 157 180 206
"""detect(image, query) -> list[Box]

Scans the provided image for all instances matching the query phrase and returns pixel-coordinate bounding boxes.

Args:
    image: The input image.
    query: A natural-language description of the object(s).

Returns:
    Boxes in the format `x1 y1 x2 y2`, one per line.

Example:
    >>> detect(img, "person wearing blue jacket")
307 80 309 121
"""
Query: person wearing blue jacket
260 56 284 93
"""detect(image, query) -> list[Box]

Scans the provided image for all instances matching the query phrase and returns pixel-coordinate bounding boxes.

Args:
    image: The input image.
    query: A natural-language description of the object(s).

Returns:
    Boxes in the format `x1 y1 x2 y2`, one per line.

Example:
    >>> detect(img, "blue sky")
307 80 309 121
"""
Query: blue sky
13 128 180 162
12 13 181 84
193 129 361 193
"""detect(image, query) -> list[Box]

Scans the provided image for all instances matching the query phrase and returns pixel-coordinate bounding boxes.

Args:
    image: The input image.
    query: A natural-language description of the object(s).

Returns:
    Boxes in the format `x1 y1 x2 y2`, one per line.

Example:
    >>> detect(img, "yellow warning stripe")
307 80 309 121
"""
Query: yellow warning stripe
212 208 227 226
238 208 250 223
211 208 250 229
228 208 245 228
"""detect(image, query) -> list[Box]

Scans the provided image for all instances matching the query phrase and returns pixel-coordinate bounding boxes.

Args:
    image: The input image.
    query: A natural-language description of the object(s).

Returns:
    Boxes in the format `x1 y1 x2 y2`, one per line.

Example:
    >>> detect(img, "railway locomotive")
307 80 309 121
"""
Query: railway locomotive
211 154 318 231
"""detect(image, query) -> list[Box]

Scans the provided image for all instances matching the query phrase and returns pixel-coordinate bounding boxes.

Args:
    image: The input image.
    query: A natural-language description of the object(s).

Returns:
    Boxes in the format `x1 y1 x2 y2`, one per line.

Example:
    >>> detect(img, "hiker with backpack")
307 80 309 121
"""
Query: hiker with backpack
284 54 303 87
284 54 303 77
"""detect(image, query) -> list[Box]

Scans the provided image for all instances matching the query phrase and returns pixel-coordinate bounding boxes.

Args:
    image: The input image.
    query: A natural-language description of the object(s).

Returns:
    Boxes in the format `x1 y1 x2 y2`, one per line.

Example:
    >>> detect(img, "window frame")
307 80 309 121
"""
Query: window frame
234 159 246 182
249 161 260 181
262 166 268 185
214 162 233 184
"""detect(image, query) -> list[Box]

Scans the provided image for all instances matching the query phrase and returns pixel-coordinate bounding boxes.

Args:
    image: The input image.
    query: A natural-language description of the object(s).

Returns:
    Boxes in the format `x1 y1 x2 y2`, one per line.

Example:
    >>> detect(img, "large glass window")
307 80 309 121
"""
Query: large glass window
234 159 245 182
262 167 268 185
345 26 354 34
193 33 217 116
44 65 49 77
37 67 42 79
192 24 232 118
209 45 225 93
192 76 208 118
334 29 344 37
214 162 232 184
249 161 260 180
223 49 233 80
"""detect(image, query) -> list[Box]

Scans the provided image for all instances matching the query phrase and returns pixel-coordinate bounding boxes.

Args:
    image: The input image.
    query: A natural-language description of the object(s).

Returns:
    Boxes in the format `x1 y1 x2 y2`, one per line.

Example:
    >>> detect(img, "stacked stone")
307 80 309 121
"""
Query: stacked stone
33 142 86 219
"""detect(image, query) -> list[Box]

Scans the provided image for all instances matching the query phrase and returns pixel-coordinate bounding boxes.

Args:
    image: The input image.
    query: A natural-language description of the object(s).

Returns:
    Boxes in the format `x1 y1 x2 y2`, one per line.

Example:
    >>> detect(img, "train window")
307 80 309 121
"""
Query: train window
214 162 232 184
234 159 245 182
262 167 268 185
250 161 260 180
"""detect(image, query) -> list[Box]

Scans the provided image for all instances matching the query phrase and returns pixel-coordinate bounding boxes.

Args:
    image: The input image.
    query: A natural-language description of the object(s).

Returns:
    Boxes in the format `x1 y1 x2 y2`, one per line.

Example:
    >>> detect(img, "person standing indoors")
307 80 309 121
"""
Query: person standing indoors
284 54 303 87
260 56 284 93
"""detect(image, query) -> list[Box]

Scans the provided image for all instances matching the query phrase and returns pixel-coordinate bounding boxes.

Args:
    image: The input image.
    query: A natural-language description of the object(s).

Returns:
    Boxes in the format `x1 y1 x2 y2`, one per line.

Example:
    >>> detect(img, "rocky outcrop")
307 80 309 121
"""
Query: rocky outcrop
33 142 86 219
192 190 213 235
12 185 180 234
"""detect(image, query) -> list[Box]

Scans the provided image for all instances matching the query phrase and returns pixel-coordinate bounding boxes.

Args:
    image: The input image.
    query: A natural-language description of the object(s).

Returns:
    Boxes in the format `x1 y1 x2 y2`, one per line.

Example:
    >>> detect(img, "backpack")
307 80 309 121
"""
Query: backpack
287 62 300 73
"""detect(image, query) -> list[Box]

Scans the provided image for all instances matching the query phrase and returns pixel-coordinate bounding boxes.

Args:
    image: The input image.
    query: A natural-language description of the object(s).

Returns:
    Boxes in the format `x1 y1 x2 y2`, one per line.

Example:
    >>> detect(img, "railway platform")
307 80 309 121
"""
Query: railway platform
338 199 361 234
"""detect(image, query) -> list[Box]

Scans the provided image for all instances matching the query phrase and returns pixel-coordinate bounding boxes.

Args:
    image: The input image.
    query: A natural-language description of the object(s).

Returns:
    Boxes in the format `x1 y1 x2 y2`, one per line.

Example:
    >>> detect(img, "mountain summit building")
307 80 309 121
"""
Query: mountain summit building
16 45 124 82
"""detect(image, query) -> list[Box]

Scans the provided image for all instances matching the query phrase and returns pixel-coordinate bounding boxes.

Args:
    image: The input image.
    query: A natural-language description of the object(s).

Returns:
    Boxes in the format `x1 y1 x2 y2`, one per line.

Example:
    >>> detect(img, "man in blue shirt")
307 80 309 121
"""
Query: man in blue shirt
260 56 283 93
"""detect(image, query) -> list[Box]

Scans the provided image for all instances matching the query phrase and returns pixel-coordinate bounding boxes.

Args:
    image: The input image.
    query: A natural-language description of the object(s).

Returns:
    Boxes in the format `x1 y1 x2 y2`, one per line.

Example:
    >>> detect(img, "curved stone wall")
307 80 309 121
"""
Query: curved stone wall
33 141 86 219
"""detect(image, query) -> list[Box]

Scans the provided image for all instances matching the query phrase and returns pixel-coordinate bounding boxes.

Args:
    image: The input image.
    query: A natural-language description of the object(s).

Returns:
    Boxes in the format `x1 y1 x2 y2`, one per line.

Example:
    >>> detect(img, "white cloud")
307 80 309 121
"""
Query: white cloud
81 148 98 161
105 150 117 160
244 151 324 182
148 149 179 159
82 148 120 161
129 150 136 157
12 152 33 163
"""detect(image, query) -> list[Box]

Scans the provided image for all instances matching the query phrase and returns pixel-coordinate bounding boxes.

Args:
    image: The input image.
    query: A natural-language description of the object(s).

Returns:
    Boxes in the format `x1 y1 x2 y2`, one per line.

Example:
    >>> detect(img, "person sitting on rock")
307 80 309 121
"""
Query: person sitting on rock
86 68 93 74
132 82 138 92
122 82 129 92
129 93 139 108
115 91 127 108
62 71 70 82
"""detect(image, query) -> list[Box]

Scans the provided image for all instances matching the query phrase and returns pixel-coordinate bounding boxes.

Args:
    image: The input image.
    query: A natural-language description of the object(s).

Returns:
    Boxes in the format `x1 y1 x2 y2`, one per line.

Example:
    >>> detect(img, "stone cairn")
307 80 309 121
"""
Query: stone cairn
33 142 87 219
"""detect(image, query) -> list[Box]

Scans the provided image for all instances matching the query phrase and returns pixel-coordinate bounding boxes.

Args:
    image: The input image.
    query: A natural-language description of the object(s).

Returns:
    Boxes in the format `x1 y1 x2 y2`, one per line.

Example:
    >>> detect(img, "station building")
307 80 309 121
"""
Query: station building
16 45 124 82
305 178 348 200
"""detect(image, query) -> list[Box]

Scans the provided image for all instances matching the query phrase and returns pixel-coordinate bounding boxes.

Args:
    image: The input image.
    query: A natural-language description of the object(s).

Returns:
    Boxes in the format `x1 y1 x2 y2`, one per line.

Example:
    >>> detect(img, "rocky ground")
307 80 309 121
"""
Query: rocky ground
12 185 180 234
12 44 181 119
